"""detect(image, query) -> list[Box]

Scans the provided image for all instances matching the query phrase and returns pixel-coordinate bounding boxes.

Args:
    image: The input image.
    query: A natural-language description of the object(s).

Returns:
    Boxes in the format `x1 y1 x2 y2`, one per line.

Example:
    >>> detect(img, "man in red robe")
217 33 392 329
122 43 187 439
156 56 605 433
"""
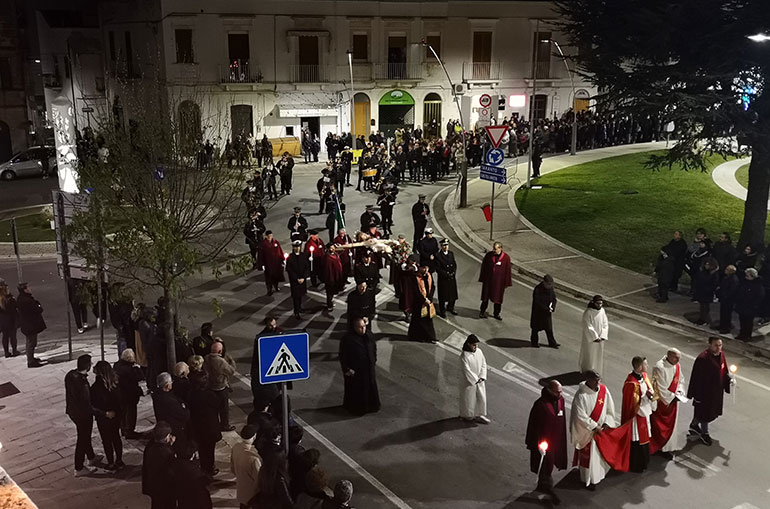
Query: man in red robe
478 241 513 320
324 245 345 311
687 337 733 446
333 228 353 278
304 229 326 287
525 380 568 505
259 230 285 296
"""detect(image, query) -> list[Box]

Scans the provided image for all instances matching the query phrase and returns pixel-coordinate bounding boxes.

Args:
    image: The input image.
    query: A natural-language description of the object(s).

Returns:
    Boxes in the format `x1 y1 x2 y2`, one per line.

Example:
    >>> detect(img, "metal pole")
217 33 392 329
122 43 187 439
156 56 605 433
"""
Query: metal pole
490 183 495 240
281 382 289 455
97 205 105 361
551 40 577 156
347 51 356 139
527 19 540 188
56 193 73 360
426 43 468 208
10 218 22 283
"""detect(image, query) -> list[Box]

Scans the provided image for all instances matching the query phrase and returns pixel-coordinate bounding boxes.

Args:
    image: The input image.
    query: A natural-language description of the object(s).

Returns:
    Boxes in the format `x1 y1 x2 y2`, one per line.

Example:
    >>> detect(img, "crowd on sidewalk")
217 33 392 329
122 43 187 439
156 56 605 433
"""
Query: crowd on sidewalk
654 228 768 341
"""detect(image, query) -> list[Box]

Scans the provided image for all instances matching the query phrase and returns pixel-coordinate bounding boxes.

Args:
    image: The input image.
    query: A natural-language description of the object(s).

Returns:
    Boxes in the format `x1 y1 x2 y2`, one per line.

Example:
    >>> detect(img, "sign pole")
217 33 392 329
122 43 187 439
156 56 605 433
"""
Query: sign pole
281 382 289 456
10 218 22 283
56 192 73 360
490 183 495 240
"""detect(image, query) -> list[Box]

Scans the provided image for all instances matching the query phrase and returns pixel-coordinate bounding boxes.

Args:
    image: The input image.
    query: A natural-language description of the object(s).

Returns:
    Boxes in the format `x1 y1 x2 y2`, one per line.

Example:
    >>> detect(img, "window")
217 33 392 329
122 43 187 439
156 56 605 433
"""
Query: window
286 126 295 136
0 57 12 89
530 94 548 121
298 36 319 66
472 32 492 63
108 31 116 61
175 29 194 63
425 35 441 59
125 31 133 76
228 33 250 63
352 34 367 61
533 31 551 79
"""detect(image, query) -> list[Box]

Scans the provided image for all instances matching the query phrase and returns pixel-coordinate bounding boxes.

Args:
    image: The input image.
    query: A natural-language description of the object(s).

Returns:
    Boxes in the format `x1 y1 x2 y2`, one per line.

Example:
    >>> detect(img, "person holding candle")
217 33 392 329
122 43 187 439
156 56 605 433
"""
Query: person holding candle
687 337 733 446
525 380 567 505
260 231 285 297
305 230 326 288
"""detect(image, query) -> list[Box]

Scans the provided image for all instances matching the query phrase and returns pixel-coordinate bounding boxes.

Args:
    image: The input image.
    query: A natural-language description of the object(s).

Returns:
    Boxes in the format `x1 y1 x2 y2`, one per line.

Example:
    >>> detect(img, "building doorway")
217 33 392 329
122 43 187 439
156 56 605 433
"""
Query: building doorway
387 36 407 79
231 104 253 140
301 116 320 142
378 89 414 138
574 89 591 113
529 94 548 121
472 32 492 80
423 93 442 138
353 93 370 140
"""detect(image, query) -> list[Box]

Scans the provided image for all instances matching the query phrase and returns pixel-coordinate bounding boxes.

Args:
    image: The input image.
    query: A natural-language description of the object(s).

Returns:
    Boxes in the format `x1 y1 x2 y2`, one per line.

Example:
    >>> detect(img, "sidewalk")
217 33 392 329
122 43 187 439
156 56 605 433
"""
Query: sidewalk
0 338 245 509
444 142 770 364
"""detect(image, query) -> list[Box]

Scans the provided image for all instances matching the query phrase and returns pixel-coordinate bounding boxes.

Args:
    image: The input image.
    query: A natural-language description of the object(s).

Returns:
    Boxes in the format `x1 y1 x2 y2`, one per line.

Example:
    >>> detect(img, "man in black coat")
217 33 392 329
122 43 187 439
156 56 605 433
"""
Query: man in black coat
377 188 396 237
187 374 222 477
346 283 376 331
142 421 178 508
287 207 308 243
244 208 266 269
359 204 380 231
416 228 439 274
286 240 311 319
664 230 688 291
717 265 740 333
16 282 45 367
340 146 353 185
530 275 559 348
339 317 380 415
353 251 380 292
411 194 430 249
278 152 295 195
735 268 764 340
435 239 458 317
152 372 190 452
65 354 105 475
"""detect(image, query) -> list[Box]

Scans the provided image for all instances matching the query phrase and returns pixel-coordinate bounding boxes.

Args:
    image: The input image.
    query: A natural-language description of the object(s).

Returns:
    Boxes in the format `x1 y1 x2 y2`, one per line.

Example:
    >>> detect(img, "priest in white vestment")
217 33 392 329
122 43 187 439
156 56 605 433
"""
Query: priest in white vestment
580 295 609 374
570 370 617 489
460 335 489 423
650 348 686 454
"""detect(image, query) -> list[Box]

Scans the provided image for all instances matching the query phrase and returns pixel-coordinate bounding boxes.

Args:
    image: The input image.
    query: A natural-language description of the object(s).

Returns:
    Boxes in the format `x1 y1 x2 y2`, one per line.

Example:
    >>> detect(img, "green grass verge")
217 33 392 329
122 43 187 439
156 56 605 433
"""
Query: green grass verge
735 163 749 190
514 151 767 275
0 213 56 242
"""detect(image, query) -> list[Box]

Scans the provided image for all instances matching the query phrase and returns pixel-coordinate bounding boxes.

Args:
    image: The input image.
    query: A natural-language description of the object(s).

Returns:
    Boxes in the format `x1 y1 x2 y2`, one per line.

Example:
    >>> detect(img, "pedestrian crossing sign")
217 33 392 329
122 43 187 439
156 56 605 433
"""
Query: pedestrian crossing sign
258 332 310 384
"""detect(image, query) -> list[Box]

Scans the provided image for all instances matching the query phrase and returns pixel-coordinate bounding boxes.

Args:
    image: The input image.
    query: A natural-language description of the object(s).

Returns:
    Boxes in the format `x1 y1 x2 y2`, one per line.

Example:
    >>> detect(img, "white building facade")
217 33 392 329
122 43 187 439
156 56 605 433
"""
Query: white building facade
98 0 595 146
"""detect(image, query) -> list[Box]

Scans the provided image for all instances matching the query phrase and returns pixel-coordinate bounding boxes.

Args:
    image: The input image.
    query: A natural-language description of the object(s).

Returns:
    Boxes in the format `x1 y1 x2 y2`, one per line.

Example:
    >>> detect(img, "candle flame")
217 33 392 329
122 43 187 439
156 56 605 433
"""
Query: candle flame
538 441 549 452
729 364 737 374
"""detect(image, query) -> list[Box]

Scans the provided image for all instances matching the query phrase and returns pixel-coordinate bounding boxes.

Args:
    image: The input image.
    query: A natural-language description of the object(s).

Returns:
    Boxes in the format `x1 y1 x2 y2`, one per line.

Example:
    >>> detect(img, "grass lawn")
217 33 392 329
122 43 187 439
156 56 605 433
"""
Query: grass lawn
735 163 749 190
0 213 56 242
514 151 766 275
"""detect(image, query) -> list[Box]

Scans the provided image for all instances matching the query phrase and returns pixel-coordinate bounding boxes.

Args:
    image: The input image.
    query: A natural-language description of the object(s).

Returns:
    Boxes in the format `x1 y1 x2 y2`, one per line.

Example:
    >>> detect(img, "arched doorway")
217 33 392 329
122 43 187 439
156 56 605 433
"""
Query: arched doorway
378 89 414 138
423 93 442 138
352 93 370 140
230 104 253 140
574 89 591 113
0 121 11 162
178 101 201 155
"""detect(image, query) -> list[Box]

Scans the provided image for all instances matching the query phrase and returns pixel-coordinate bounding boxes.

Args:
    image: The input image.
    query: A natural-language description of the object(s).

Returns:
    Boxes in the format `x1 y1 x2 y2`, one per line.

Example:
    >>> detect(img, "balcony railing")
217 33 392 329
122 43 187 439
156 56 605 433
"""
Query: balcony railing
290 64 330 83
350 63 372 82
221 60 262 83
534 61 551 79
462 61 502 81
373 62 422 80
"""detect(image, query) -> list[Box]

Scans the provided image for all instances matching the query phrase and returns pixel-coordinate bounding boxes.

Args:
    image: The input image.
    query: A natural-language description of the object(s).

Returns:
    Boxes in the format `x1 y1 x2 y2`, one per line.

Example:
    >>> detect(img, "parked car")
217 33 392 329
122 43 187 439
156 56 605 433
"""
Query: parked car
0 146 57 180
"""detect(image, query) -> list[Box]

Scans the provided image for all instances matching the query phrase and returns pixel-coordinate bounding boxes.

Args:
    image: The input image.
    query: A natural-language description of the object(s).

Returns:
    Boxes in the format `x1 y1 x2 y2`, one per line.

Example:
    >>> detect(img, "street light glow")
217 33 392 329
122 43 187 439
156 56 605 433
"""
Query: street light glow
747 34 770 42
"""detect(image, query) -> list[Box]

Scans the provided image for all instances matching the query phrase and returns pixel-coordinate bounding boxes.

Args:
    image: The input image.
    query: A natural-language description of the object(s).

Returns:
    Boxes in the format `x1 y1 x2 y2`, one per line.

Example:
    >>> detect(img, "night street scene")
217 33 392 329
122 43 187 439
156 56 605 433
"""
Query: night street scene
1 0 769 508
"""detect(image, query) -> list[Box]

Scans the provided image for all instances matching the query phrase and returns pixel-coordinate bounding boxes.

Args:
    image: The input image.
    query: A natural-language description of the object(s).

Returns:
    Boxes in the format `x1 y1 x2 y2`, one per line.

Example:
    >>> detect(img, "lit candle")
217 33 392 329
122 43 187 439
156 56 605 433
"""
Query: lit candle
730 365 738 403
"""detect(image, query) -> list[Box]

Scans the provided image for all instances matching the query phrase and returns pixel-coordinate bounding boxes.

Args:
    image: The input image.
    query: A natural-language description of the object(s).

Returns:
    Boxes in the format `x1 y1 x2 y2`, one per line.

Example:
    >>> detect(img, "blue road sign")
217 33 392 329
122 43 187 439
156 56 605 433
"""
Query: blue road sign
480 164 507 184
258 332 310 384
485 148 505 166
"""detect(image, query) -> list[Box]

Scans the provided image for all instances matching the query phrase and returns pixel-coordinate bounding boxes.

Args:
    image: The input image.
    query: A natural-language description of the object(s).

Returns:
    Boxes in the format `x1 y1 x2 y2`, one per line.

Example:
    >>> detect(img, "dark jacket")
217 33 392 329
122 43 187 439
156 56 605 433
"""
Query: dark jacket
142 440 176 497
152 390 190 438
174 457 213 509
173 376 193 404
530 281 557 331
0 294 17 330
188 388 223 443
694 269 719 304
65 369 101 422
735 278 765 316
113 358 144 406
16 292 46 336
717 273 740 303
90 378 123 422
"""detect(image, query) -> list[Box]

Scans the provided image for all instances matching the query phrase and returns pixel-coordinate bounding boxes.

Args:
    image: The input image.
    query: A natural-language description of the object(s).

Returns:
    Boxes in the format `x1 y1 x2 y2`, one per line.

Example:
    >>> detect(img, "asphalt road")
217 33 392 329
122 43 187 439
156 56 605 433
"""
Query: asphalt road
2 161 768 508
0 174 59 213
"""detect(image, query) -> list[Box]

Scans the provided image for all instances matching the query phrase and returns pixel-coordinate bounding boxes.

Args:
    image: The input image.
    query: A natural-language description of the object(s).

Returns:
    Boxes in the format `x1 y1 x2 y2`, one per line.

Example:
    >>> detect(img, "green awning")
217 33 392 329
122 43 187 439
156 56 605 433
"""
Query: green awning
379 89 415 106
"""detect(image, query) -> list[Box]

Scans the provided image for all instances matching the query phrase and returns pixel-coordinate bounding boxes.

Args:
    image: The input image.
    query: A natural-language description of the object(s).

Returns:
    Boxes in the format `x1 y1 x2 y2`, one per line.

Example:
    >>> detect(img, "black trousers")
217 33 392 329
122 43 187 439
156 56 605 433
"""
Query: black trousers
70 416 95 470
438 299 455 315
213 388 230 428
71 301 88 329
413 222 426 249
480 300 502 317
198 435 217 474
698 302 711 324
291 287 304 314
718 301 734 332
530 327 557 347
266 181 277 199
96 417 123 464
657 282 669 301
738 313 754 339
150 494 176 509
1 324 17 354
247 242 258 262
280 178 292 195
629 441 650 472
25 333 37 363
121 403 138 434
382 213 393 236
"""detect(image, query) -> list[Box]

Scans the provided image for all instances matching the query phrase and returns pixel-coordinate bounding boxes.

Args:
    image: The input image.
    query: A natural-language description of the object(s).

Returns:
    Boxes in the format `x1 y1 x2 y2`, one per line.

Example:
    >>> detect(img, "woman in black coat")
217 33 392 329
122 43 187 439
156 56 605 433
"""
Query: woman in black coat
0 282 19 357
735 268 765 340
187 373 222 476
113 348 144 438
694 258 720 326
91 360 124 469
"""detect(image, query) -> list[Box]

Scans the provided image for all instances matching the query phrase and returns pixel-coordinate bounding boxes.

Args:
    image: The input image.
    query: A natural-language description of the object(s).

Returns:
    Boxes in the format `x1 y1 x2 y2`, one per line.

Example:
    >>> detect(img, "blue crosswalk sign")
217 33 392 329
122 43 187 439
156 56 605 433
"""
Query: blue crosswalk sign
258 332 310 384
485 148 505 166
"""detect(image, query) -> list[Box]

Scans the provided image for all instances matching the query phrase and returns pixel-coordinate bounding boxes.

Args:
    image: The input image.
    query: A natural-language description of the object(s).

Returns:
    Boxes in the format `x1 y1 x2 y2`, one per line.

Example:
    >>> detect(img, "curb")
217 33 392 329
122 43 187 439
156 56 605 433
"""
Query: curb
0 241 58 259
443 172 770 366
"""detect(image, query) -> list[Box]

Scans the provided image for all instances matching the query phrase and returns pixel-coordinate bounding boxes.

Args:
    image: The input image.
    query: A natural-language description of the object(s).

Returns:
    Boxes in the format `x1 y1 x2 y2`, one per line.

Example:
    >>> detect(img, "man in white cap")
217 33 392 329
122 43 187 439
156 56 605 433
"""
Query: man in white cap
287 207 308 242
417 228 439 274
650 348 686 456
435 238 458 318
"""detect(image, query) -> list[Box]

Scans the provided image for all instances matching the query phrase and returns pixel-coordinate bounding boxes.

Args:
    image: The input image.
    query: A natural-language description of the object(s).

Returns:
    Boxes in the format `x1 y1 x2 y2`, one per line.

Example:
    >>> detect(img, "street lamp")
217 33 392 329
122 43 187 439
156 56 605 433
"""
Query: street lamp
346 50 356 141
542 39 577 156
747 33 770 42
418 39 468 208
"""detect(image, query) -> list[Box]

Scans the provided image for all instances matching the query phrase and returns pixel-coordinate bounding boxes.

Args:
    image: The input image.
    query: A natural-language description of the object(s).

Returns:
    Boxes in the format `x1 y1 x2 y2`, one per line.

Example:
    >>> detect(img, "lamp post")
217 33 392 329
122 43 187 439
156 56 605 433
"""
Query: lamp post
747 33 770 42
347 50 356 140
543 39 577 156
526 19 540 189
420 40 468 208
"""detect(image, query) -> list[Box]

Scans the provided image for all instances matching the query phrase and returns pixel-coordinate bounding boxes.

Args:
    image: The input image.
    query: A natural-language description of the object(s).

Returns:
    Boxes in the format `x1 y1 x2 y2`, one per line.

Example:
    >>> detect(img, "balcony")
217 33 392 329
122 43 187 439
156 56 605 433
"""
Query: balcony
462 61 502 82
350 62 372 82
373 62 422 81
290 65 330 83
221 60 262 84
534 61 551 79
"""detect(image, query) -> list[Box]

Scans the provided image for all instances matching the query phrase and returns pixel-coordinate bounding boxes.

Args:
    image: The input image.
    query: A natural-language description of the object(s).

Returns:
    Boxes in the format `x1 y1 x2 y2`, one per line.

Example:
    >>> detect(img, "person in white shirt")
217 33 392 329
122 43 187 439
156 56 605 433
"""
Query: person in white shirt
570 370 617 490
650 348 686 455
230 424 262 508
580 295 609 374
459 335 490 424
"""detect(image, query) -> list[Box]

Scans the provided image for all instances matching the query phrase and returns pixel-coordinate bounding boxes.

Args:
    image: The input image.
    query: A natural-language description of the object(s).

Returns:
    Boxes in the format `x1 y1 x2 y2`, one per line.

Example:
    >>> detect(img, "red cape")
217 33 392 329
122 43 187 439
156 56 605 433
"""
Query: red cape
525 390 568 472
260 238 286 282
649 364 680 454
324 253 345 294
479 251 513 304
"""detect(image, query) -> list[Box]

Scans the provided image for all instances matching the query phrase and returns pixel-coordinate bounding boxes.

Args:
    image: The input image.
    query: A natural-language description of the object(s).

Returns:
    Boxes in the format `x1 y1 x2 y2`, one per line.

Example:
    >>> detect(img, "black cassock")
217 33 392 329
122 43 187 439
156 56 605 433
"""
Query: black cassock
530 281 557 332
407 273 437 342
339 330 380 414
435 250 458 304
346 288 376 329
286 252 310 314
417 237 439 273
354 262 381 289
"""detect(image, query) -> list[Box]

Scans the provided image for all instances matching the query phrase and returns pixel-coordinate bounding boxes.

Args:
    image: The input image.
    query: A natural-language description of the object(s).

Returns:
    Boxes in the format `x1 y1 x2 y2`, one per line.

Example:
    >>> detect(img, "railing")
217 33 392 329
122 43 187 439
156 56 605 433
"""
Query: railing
462 61 502 81
350 63 372 82
534 61 551 79
290 64 330 83
373 62 422 80
221 59 262 83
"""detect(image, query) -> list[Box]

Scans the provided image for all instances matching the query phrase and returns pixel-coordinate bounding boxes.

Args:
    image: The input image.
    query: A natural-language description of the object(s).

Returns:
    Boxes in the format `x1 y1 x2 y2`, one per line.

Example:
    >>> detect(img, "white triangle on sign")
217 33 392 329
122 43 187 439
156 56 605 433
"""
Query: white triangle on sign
266 343 305 377
485 125 510 148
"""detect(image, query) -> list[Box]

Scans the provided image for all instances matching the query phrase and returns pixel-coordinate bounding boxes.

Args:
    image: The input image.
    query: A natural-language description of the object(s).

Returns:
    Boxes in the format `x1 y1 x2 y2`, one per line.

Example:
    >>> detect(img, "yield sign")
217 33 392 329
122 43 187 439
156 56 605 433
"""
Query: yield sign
485 125 510 149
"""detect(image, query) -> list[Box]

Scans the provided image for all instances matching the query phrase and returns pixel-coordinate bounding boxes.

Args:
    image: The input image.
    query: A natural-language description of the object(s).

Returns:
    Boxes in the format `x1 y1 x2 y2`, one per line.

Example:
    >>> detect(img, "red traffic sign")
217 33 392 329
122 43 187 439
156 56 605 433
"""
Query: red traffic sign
485 125 510 148
479 94 492 108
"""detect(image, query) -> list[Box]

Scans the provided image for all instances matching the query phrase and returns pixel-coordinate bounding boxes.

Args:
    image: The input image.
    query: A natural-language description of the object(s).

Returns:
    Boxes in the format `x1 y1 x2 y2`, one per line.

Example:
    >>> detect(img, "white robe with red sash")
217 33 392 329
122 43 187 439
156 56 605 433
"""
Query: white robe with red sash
569 381 617 486
650 357 686 453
